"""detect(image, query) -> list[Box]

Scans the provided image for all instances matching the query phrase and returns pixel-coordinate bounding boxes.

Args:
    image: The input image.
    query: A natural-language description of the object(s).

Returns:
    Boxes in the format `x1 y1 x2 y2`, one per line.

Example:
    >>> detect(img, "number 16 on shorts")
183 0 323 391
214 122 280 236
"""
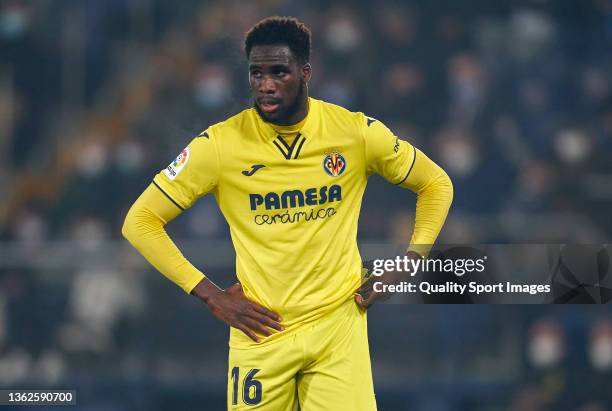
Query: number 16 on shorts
231 367 263 406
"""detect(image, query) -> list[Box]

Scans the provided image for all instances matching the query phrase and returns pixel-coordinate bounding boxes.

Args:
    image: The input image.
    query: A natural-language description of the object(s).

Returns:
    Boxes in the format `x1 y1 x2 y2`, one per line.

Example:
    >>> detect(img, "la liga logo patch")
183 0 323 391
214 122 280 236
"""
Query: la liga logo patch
323 152 346 177
163 147 190 180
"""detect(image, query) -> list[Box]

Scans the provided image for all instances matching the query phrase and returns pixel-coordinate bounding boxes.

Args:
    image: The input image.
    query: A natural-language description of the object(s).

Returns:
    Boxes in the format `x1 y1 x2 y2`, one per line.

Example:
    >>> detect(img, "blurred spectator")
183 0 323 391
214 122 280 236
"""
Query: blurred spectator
577 320 612 406
527 319 566 371
589 320 612 373
59 262 145 355
447 53 488 129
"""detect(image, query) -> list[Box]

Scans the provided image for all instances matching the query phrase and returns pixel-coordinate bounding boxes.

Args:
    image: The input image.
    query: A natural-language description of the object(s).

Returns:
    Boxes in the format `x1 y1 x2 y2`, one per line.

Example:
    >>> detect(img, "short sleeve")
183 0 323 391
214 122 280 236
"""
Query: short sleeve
152 129 220 210
362 115 417 185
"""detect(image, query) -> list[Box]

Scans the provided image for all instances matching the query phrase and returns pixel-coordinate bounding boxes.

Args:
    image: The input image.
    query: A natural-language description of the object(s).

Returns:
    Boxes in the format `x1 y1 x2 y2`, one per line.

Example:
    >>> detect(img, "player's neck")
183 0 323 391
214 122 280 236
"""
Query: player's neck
271 112 307 136
270 95 309 127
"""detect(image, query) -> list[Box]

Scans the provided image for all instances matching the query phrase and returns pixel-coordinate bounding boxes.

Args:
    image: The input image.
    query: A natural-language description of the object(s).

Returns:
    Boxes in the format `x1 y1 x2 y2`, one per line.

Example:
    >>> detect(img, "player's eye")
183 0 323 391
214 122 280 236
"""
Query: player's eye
275 70 287 78
251 71 262 79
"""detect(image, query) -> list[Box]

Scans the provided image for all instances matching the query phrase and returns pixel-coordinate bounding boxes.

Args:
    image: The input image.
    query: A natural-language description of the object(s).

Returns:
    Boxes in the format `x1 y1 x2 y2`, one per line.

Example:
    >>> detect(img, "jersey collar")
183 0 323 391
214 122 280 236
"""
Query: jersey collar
255 97 318 141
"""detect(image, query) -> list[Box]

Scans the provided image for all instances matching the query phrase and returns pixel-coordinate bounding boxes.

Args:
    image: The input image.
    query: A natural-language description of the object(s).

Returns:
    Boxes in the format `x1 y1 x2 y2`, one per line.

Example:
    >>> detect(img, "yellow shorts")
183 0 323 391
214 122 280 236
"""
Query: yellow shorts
227 300 377 410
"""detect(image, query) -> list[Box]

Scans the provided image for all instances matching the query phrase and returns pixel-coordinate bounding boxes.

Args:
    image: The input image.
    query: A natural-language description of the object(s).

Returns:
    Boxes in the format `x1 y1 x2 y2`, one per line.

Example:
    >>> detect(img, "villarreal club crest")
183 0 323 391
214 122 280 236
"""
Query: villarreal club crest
323 152 346 177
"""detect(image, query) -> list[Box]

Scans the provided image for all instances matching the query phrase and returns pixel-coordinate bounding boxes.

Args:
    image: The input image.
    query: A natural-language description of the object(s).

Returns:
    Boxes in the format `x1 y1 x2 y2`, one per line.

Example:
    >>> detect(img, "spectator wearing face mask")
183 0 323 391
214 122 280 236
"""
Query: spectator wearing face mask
519 319 574 410
572 320 612 408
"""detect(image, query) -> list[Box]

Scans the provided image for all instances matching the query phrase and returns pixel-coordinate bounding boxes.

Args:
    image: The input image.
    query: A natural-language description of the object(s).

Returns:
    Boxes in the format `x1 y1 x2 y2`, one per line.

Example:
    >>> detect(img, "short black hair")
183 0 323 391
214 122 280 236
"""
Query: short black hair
245 16 311 64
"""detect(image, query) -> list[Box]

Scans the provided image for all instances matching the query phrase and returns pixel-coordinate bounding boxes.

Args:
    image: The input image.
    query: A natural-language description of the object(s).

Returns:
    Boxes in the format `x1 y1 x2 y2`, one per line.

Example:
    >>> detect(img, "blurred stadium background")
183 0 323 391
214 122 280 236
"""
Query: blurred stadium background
1 0 612 409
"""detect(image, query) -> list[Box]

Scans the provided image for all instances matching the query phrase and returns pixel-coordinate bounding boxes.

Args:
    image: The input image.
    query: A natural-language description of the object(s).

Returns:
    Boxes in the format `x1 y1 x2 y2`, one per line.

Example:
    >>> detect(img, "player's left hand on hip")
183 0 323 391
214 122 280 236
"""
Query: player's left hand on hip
354 271 397 309
355 251 422 309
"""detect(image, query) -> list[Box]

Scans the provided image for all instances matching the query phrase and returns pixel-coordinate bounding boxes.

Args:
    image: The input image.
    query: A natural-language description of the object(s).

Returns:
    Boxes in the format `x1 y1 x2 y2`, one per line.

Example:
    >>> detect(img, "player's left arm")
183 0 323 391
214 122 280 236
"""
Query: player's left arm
399 147 453 251
355 116 453 308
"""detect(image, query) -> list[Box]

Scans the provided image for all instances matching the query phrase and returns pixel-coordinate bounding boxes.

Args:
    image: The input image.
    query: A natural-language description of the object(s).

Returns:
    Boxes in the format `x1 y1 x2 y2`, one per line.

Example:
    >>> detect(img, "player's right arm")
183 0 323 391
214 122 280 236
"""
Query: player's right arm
121 133 282 341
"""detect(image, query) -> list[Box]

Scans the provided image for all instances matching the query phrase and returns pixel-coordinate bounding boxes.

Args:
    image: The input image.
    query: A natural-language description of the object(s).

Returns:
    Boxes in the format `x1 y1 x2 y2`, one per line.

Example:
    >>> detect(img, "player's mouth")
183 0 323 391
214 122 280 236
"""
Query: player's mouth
258 99 281 114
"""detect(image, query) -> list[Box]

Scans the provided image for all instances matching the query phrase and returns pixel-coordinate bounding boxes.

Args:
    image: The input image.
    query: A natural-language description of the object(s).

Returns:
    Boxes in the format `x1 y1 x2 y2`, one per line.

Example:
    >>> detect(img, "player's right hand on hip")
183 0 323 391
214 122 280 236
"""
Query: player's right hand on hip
193 280 283 342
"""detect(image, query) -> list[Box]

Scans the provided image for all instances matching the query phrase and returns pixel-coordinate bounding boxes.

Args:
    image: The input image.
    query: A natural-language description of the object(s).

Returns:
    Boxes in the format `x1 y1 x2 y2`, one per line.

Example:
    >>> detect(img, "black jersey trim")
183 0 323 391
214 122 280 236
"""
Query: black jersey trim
273 140 290 159
395 146 417 186
275 135 292 151
153 181 185 210
293 137 306 159
273 134 306 160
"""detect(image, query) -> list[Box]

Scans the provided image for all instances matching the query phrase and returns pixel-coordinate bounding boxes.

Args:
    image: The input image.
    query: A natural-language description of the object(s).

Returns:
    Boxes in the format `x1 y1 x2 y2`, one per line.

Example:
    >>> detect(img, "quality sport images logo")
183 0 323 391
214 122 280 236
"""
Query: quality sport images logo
323 152 346 177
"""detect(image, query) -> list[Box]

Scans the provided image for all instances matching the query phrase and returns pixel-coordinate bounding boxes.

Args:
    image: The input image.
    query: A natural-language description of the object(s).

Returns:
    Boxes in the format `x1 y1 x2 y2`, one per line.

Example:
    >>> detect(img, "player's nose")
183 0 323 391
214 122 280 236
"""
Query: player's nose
259 76 276 94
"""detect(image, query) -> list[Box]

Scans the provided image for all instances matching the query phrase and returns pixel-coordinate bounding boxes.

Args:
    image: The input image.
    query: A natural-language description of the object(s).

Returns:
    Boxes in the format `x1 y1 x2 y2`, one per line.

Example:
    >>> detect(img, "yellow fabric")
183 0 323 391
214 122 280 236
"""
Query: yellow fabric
122 184 205 293
401 148 454 255
270 115 307 136
126 97 451 348
227 299 375 410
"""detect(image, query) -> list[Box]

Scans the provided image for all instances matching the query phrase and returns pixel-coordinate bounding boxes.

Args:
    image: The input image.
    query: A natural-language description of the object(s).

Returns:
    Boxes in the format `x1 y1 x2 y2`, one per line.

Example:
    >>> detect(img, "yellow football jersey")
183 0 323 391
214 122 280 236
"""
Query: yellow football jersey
153 97 417 348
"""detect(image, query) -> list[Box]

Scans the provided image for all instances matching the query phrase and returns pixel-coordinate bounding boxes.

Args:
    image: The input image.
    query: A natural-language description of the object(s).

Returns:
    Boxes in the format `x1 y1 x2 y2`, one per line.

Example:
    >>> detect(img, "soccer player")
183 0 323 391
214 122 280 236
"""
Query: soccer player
122 16 453 410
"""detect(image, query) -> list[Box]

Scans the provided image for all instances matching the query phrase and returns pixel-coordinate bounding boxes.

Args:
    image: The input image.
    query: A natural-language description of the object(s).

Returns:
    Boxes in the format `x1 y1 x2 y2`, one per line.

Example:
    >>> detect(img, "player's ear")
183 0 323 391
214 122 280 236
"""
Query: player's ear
302 63 312 83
